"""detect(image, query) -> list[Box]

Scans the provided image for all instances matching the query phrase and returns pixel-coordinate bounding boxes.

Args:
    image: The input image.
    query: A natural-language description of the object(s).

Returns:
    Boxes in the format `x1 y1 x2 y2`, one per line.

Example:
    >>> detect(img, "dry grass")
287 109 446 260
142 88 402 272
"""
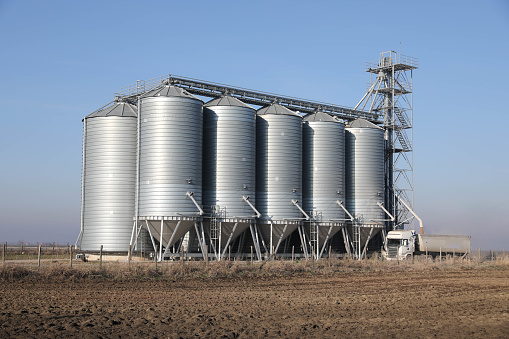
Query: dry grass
1 255 508 282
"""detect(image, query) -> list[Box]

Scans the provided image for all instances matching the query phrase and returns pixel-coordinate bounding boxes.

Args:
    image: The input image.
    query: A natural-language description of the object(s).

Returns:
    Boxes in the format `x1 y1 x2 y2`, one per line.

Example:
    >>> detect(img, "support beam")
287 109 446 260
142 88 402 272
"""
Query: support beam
341 227 351 258
377 202 395 221
273 224 289 255
395 193 424 234
243 196 261 218
361 227 374 260
115 75 381 123
145 220 158 253
336 201 355 221
194 222 207 260
298 224 309 259
319 225 335 258
292 200 310 220
186 192 204 215
161 220 182 260
220 222 238 260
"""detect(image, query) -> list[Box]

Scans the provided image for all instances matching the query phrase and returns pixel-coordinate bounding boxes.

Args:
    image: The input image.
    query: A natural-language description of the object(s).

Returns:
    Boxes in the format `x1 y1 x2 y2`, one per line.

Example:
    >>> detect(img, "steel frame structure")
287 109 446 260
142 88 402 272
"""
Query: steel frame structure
115 75 380 124
354 51 418 236
116 51 418 260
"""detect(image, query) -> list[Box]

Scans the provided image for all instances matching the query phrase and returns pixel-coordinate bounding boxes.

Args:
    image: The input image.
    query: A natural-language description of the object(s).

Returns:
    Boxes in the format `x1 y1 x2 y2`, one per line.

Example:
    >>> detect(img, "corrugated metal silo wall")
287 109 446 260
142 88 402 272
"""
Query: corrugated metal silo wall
81 116 137 251
203 104 256 217
256 114 302 220
303 120 345 220
345 126 384 223
138 96 203 216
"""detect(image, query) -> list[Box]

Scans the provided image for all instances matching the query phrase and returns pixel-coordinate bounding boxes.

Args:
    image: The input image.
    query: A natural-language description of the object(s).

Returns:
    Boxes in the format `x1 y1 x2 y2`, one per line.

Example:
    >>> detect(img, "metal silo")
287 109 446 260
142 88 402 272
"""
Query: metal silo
78 101 137 252
203 96 259 260
345 118 385 258
137 85 204 260
302 112 347 259
256 104 306 256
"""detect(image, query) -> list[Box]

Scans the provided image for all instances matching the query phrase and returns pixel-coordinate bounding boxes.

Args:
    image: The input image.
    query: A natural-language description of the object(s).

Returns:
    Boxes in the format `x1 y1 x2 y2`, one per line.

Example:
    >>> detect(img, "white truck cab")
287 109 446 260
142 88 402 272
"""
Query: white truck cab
385 230 416 260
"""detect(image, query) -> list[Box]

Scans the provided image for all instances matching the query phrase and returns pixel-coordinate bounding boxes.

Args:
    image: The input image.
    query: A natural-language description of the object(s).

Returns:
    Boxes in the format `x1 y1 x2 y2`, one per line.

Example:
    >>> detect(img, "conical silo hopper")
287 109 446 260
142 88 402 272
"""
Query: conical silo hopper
202 95 258 260
137 85 204 259
345 118 385 255
256 104 305 255
302 112 346 258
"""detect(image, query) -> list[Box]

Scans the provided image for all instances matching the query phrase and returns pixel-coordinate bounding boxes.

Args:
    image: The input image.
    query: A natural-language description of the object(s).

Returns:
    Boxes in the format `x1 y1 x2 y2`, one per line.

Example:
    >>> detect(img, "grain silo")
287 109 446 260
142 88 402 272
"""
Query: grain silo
78 101 137 252
137 84 204 260
345 118 384 257
256 104 306 255
302 112 347 258
202 95 258 260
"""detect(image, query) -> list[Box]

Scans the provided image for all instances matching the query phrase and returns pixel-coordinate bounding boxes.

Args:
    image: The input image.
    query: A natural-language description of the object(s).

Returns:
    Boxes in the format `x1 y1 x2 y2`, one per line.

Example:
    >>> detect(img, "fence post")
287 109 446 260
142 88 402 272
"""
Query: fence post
21 241 24 253
2 243 5 264
205 245 208 267
38 244 41 269
250 246 253 265
53 242 55 256
491 249 494 261
181 244 184 268
155 245 158 272
478 248 481 262
453 248 455 263
99 245 103 269
228 245 231 261
292 246 294 263
128 245 132 267
69 245 73 268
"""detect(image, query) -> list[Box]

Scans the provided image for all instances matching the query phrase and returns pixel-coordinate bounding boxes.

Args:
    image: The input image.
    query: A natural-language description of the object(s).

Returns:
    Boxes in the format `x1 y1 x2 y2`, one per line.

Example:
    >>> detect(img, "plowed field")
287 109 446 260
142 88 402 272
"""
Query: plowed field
1 267 508 338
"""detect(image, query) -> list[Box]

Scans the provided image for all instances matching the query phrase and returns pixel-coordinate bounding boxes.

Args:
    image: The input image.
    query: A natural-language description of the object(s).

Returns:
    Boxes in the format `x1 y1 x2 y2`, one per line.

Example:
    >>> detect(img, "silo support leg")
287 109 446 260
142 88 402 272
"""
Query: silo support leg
319 225 334 259
249 224 262 261
270 223 273 256
274 224 288 256
127 221 137 261
194 223 207 260
298 225 309 259
145 220 158 254
341 227 351 258
220 222 238 260
130 221 145 255
159 220 164 260
381 229 388 254
162 220 182 261
361 227 374 260
255 224 268 255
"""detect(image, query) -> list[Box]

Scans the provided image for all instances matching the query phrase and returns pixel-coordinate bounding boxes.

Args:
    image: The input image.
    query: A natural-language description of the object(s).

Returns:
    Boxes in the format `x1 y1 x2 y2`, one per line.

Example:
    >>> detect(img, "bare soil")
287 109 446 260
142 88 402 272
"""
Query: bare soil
1 266 508 338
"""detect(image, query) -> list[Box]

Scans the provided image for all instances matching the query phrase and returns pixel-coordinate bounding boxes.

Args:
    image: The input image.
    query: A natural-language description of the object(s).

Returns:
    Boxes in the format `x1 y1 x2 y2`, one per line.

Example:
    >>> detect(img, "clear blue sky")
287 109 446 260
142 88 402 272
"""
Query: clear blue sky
1 0 508 249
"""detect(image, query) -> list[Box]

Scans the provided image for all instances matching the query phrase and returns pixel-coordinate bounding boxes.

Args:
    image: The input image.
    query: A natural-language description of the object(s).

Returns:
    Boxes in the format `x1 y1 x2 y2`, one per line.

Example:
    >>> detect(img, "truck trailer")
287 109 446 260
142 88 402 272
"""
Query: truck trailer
384 230 471 260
